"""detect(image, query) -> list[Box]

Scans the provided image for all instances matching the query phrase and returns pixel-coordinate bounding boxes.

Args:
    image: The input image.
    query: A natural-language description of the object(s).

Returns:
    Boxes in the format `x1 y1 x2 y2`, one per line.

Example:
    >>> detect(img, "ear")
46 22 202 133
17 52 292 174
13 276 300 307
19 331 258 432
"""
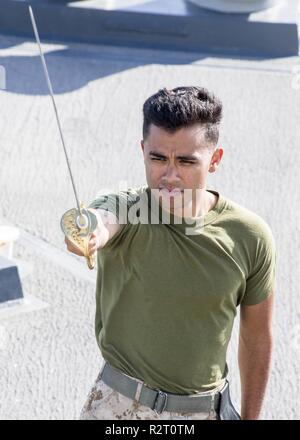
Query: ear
209 147 223 172
140 140 145 153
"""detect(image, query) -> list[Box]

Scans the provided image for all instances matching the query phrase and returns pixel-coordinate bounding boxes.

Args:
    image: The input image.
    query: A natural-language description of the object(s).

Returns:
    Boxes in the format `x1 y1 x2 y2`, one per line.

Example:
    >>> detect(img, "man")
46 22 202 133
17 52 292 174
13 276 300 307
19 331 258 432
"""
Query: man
65 86 276 420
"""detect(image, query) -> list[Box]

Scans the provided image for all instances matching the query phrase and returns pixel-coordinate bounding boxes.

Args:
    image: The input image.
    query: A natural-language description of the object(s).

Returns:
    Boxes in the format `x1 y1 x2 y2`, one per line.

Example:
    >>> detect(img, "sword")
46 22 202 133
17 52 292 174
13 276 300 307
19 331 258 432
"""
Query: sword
28 6 97 270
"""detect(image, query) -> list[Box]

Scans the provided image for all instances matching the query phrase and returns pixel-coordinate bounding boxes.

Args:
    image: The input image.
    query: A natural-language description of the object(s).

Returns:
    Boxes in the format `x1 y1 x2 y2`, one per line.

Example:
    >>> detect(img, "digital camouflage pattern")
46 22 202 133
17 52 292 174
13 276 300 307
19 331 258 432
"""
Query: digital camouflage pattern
80 368 226 420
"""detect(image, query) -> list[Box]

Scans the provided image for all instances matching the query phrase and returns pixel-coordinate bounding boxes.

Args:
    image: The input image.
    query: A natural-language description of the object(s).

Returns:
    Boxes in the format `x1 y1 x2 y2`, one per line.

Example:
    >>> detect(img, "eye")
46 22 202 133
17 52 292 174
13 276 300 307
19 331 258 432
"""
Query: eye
180 160 195 165
150 157 165 161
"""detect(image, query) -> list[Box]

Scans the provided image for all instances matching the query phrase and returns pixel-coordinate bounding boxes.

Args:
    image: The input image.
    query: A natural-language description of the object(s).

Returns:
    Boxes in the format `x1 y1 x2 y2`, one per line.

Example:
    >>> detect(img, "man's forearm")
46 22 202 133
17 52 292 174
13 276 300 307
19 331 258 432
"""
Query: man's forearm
238 333 273 420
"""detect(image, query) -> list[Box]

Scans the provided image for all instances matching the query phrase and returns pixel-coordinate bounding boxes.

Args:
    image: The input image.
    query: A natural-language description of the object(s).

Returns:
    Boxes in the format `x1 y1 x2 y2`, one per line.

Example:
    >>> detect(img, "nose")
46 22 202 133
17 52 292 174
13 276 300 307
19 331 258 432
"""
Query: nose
162 163 180 186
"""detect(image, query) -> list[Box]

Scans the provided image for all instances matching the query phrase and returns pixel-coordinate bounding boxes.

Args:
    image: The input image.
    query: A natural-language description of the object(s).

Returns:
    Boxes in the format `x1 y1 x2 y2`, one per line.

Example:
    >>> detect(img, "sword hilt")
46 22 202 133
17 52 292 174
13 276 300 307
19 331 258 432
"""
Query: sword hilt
61 204 98 270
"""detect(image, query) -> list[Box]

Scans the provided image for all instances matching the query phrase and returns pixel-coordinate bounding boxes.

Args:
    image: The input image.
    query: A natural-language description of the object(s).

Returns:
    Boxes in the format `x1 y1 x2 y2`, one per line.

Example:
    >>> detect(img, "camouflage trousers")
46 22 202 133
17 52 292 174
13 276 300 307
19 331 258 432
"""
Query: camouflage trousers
80 362 226 420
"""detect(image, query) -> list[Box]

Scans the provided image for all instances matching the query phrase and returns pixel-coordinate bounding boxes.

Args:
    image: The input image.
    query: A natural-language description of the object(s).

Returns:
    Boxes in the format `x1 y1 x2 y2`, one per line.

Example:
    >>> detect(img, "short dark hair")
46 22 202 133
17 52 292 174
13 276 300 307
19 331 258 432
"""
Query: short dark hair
142 86 223 147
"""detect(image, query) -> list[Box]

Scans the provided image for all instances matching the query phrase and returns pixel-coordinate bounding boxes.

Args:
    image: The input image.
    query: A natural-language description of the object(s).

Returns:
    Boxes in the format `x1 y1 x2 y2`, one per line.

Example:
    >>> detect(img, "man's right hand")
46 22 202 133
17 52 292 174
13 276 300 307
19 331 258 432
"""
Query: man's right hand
64 229 100 257
64 208 120 256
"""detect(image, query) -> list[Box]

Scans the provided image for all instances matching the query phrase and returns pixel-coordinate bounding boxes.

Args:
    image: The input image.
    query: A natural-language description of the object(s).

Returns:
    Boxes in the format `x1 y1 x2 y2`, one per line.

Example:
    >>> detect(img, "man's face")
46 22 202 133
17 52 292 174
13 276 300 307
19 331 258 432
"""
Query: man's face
141 123 223 216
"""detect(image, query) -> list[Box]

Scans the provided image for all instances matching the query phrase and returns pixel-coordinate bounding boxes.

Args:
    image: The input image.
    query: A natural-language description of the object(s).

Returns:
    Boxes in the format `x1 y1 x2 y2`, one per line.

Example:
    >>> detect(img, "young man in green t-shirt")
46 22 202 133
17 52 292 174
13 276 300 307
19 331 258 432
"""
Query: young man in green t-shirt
65 86 276 420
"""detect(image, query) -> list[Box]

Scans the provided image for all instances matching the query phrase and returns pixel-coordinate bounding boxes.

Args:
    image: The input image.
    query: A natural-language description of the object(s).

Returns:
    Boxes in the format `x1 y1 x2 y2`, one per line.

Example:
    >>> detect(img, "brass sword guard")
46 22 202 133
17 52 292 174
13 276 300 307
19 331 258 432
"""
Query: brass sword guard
61 203 98 270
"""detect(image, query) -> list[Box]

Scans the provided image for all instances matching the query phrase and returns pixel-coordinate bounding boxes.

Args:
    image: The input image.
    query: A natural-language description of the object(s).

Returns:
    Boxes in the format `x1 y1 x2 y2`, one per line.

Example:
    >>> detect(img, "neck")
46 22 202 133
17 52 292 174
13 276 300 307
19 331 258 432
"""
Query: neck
170 188 212 218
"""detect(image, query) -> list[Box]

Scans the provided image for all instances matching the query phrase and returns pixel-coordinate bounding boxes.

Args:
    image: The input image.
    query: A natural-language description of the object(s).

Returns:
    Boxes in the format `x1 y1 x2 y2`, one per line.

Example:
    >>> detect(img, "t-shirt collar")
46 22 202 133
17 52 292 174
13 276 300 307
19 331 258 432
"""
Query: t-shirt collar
145 186 227 232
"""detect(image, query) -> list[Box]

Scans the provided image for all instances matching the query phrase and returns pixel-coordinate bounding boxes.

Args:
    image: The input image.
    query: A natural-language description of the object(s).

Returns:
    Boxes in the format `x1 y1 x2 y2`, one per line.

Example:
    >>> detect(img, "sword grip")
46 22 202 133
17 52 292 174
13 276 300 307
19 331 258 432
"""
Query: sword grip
85 253 96 270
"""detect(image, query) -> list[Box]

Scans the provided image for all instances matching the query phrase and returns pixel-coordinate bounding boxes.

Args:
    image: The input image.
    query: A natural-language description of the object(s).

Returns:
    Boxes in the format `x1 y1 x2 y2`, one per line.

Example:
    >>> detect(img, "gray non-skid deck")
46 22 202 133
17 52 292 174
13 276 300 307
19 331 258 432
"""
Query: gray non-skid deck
0 28 300 418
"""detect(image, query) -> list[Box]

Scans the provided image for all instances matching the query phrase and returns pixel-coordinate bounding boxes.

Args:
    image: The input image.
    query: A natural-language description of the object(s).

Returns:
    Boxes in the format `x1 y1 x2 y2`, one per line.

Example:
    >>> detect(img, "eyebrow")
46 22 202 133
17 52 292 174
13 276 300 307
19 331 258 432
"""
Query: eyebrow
149 151 198 161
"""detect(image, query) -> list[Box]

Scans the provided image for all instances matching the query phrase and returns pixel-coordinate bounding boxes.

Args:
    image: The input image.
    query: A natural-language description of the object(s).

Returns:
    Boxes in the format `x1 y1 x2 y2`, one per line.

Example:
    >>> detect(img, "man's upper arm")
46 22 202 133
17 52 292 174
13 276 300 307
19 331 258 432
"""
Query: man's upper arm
240 292 274 339
240 218 276 306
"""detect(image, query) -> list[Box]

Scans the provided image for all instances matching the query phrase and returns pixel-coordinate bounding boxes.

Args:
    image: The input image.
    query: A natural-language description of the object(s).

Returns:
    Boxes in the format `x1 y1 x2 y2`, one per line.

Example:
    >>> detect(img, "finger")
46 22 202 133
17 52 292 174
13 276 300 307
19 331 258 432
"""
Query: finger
66 241 76 251
88 243 97 254
65 237 79 253
74 249 84 256
66 241 84 256
66 238 78 250
71 247 83 255
88 239 98 250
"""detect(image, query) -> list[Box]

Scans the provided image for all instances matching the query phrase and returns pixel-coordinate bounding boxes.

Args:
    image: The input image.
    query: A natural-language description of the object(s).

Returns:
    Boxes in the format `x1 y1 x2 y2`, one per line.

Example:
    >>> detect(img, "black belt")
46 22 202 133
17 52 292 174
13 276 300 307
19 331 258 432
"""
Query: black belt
100 361 226 415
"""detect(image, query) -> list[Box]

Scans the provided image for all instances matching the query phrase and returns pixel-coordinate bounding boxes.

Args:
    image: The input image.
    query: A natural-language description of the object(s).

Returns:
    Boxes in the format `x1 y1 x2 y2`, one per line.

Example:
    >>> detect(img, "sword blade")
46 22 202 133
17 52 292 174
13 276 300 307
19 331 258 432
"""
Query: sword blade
28 6 82 215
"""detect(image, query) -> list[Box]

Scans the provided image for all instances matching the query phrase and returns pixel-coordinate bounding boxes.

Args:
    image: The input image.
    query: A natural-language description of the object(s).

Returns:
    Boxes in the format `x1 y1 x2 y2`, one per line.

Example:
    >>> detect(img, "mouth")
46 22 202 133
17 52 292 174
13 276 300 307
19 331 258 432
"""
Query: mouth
158 187 183 197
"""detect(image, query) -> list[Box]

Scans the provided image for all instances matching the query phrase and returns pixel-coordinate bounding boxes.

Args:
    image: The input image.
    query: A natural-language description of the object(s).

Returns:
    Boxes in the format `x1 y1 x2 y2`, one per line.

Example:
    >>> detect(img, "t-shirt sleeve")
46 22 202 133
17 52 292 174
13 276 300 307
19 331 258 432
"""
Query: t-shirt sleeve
241 220 277 306
88 191 129 223
87 188 143 249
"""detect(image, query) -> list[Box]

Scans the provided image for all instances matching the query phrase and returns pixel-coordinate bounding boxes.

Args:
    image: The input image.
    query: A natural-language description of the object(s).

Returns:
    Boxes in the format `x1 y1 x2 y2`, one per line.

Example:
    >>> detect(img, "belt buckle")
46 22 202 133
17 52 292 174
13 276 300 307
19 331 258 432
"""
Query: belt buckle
209 393 216 418
153 390 168 415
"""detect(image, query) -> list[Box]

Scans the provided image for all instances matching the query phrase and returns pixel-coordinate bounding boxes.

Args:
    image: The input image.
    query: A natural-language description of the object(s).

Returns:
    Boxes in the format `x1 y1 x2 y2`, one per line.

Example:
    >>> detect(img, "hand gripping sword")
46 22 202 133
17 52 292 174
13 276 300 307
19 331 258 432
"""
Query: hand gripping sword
29 6 97 270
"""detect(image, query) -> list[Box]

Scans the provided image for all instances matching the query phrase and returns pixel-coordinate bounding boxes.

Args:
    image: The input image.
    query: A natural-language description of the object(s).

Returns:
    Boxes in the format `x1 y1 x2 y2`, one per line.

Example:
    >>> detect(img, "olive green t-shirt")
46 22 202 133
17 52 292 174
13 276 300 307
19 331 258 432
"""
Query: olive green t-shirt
88 186 276 394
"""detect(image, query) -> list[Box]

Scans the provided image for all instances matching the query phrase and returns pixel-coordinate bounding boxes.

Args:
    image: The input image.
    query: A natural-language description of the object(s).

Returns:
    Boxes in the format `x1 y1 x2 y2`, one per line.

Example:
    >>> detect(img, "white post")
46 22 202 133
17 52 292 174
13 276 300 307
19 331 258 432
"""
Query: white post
0 226 20 260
